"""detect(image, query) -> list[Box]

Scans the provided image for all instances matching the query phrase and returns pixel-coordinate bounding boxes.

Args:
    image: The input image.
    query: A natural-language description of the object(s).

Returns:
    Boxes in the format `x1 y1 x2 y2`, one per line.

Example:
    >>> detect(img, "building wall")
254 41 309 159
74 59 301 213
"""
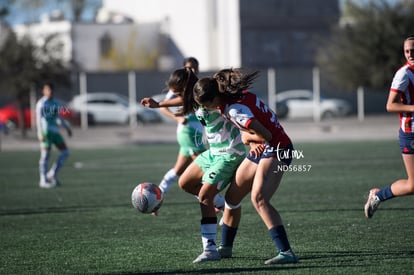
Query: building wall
72 23 160 71
240 0 340 68
102 0 241 71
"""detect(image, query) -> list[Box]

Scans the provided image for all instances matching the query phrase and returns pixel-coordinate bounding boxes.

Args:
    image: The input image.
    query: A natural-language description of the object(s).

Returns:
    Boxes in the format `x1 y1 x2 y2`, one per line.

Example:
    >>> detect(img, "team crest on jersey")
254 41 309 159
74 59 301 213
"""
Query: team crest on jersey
410 140 414 149
208 172 216 179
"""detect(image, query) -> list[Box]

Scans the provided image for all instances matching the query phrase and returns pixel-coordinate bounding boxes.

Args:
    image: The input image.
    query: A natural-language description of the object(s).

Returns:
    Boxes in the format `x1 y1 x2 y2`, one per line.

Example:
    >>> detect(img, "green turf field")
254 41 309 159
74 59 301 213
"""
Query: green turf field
1 141 413 274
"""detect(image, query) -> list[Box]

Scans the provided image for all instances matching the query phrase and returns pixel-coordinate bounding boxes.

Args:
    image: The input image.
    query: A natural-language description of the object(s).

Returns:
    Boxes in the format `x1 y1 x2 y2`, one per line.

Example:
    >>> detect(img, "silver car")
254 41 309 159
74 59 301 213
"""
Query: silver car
275 89 352 120
70 92 162 125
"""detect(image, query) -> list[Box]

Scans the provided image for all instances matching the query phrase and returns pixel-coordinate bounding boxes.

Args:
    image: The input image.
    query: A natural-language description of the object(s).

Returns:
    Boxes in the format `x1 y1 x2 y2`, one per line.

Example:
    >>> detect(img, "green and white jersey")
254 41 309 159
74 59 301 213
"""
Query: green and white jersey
194 107 246 156
164 90 204 133
36 96 67 137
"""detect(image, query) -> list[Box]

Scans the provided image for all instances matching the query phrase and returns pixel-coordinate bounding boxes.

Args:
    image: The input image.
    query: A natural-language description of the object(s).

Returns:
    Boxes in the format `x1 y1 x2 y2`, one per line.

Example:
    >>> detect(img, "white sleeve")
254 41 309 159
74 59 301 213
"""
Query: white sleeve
226 103 254 129
390 67 408 92
35 99 43 136
164 90 176 100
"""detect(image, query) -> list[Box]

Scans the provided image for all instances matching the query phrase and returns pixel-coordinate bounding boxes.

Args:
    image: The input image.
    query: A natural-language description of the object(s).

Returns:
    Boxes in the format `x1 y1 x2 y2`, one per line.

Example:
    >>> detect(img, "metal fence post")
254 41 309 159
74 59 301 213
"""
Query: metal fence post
80 72 88 130
267 68 276 111
357 86 365 121
128 71 137 129
313 67 321 122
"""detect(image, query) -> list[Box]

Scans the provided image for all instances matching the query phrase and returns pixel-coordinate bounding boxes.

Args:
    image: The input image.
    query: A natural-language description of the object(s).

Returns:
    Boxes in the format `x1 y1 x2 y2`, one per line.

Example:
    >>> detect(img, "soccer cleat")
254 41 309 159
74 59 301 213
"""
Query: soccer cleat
217 245 232 258
192 250 221 263
39 180 55 189
364 188 381 218
47 171 61 186
264 249 299 265
47 176 61 186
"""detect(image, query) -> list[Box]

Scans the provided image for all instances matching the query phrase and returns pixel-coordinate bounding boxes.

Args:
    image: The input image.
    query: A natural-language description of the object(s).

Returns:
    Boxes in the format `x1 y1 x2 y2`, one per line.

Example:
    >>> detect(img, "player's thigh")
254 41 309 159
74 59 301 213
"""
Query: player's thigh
52 133 67 151
178 162 203 190
174 153 194 175
251 158 284 202
225 159 256 204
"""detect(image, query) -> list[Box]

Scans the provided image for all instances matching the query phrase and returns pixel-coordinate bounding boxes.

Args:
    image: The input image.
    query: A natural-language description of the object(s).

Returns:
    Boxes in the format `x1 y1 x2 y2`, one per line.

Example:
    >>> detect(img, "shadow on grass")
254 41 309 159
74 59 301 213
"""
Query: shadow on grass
100 250 414 275
299 250 414 260
285 207 414 213
95 265 320 275
0 200 203 217
0 203 128 216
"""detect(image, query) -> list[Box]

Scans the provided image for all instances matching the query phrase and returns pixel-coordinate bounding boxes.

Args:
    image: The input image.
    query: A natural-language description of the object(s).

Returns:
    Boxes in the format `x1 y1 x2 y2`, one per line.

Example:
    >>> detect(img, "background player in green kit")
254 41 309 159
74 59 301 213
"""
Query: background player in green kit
36 82 72 188
153 58 206 196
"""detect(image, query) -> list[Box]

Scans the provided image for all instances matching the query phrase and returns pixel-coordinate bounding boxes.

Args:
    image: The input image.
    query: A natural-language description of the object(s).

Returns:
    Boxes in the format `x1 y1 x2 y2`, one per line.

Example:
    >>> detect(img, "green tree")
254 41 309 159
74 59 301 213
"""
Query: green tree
316 0 414 90
0 28 70 136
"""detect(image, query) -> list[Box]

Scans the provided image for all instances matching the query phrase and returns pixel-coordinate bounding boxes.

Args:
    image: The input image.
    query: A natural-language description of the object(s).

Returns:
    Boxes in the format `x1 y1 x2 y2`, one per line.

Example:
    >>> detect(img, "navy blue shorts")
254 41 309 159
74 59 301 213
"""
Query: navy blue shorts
399 129 414 154
247 143 294 165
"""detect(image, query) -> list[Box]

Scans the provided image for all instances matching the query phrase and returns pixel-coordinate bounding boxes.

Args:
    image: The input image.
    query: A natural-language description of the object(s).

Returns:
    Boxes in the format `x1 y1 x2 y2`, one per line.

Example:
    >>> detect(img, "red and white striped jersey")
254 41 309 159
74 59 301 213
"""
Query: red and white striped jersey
390 62 414 133
218 91 291 147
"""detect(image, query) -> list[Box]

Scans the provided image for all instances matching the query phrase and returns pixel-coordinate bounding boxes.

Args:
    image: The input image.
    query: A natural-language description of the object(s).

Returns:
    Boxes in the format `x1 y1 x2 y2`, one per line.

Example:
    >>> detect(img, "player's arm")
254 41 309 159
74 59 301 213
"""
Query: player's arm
140 97 183 108
386 90 414 113
57 116 72 137
243 120 272 143
160 106 186 124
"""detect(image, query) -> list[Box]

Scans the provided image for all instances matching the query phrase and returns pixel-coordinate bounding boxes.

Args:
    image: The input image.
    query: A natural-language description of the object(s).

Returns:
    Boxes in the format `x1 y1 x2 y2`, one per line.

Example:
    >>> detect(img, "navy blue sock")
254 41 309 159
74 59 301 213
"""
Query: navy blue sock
269 225 291 252
221 224 238 247
375 185 394 201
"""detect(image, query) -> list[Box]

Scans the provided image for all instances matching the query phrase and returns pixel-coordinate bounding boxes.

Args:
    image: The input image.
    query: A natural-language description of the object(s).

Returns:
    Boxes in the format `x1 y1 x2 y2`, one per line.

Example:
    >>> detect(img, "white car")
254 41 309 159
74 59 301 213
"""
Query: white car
275 89 352 120
69 92 162 125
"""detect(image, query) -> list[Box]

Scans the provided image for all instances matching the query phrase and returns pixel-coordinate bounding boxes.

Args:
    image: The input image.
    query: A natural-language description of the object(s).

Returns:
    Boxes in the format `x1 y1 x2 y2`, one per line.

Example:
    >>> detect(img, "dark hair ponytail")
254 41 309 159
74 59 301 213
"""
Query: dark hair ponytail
213 68 259 95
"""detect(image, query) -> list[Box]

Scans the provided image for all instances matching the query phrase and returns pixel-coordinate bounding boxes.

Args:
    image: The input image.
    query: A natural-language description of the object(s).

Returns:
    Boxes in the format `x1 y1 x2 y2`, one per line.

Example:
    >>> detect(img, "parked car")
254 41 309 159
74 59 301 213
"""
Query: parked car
0 99 80 130
275 89 352 120
69 92 162 125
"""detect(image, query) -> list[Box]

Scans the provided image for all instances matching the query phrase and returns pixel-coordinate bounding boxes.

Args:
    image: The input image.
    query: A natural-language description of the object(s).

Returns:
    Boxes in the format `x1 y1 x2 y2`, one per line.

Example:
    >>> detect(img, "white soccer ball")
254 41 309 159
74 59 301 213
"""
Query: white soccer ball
131 183 164 214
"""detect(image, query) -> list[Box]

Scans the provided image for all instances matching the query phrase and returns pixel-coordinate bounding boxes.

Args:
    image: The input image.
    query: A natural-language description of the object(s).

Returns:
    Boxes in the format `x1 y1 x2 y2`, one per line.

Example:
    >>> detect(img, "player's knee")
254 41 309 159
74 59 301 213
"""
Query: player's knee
178 177 186 190
407 179 414 194
61 149 69 158
178 178 195 195
251 193 268 210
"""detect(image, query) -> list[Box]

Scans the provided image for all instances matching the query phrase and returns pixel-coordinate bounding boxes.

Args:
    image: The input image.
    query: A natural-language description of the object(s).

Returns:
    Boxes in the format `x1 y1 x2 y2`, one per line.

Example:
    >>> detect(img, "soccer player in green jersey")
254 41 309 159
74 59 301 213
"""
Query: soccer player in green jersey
36 82 72 188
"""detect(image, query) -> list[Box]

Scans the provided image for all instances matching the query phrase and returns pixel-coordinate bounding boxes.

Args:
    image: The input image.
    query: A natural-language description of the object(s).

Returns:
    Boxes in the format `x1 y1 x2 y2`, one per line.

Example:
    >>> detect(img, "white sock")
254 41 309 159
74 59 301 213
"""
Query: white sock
201 223 217 251
39 149 50 182
159 168 178 195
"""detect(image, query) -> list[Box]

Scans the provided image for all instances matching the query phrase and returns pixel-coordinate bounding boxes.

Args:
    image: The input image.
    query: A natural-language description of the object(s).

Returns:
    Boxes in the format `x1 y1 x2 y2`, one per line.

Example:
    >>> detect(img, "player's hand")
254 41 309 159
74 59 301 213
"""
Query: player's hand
38 135 45 142
249 142 265 158
141 98 159 108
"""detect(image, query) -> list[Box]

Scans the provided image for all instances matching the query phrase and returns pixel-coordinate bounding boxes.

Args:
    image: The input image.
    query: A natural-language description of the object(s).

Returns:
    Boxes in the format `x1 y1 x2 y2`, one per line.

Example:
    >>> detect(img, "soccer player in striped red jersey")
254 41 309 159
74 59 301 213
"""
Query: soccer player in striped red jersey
364 35 414 218
191 69 298 265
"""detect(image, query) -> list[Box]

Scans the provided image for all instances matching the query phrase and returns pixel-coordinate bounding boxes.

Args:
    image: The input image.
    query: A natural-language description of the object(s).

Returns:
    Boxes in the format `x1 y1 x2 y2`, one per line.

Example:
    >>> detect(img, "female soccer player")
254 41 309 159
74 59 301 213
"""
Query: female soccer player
364 35 414 218
141 58 206 197
142 68 246 263
36 82 72 188
188 69 298 265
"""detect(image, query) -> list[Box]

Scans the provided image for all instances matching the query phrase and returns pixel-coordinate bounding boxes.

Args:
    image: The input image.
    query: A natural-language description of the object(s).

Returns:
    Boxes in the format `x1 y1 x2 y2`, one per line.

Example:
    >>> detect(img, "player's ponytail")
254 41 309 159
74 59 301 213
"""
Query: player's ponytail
213 68 259 95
